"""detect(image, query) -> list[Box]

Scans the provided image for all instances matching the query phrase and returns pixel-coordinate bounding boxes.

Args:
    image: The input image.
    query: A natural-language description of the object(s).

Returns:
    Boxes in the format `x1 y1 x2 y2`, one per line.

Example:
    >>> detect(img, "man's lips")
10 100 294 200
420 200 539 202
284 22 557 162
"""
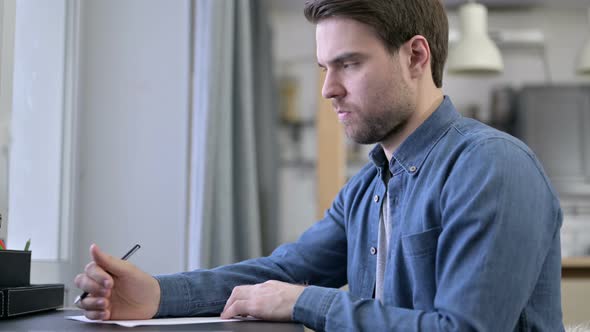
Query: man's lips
333 104 349 114
333 102 353 120
336 109 351 121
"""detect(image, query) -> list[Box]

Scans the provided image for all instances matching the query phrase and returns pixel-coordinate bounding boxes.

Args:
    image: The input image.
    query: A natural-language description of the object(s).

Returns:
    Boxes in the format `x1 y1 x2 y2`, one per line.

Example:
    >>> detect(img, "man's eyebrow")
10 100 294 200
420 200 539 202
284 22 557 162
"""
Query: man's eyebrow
318 52 366 68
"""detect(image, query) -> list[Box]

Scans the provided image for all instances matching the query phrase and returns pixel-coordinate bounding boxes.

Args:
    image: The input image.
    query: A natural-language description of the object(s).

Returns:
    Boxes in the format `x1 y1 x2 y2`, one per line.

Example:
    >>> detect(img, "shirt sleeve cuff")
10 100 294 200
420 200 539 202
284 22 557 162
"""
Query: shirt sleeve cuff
153 274 190 318
293 285 339 331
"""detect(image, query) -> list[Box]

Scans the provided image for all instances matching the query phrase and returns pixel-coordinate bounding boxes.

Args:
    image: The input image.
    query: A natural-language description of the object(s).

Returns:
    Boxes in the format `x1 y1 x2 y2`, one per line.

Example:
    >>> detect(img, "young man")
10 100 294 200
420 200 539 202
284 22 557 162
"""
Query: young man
75 0 564 330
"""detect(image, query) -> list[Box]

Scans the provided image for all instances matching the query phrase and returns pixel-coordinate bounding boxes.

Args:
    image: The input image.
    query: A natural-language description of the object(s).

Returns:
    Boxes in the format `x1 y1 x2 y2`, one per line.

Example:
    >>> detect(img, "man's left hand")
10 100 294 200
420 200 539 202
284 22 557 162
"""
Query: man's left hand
220 280 306 321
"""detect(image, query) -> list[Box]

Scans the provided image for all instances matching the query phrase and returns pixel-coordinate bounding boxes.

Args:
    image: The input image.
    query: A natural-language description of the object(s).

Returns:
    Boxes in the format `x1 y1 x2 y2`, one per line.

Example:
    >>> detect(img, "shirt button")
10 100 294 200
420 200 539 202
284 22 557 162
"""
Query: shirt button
409 166 417 172
374 195 380 203
370 247 377 255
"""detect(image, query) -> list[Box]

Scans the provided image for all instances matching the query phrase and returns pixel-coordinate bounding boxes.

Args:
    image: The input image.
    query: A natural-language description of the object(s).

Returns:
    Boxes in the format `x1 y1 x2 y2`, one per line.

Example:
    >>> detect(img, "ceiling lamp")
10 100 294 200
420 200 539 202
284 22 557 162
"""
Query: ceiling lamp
577 7 590 75
447 0 504 74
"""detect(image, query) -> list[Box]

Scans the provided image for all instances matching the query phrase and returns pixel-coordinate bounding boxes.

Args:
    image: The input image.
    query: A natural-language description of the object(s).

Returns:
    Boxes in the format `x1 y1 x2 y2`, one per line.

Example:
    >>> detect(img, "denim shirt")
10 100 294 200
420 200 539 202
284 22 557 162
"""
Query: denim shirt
155 97 564 331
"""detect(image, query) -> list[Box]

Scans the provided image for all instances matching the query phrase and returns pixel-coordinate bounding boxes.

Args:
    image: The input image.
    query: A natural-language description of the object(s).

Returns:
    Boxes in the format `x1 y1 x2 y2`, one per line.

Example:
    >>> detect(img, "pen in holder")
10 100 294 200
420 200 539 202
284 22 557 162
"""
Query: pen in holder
0 249 31 287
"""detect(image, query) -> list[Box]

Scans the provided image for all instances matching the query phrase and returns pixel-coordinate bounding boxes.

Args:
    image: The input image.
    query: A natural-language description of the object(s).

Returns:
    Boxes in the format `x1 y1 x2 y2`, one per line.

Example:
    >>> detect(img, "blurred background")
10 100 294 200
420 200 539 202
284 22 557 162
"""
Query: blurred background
0 0 589 326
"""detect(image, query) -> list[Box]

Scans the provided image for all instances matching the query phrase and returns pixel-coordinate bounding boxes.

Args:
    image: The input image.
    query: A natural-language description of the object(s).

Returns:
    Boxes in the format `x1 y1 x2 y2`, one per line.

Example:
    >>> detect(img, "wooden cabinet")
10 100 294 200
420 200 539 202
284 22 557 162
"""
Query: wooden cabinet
562 257 590 278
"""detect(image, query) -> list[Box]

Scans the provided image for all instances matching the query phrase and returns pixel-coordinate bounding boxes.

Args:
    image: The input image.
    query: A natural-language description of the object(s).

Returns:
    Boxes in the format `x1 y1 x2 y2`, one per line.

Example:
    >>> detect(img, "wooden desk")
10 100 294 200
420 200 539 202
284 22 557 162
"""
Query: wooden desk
562 257 590 278
1 309 305 331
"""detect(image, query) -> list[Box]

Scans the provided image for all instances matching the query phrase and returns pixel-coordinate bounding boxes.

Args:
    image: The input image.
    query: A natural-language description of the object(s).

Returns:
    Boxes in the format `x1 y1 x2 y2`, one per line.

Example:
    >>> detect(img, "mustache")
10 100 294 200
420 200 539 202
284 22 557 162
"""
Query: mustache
332 101 352 112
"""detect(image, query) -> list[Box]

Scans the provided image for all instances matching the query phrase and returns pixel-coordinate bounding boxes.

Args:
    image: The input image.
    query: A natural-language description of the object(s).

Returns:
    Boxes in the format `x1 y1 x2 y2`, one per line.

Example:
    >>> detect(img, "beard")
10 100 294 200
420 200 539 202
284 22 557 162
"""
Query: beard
341 95 415 145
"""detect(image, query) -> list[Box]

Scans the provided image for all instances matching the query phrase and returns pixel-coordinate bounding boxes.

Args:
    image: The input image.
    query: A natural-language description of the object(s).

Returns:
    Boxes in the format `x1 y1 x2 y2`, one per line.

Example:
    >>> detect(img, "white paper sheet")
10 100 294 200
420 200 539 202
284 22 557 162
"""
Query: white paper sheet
66 315 251 327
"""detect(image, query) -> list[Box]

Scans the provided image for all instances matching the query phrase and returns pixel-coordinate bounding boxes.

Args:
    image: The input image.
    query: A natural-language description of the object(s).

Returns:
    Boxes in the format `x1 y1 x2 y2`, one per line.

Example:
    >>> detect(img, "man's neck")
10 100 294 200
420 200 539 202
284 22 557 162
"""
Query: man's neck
381 90 444 162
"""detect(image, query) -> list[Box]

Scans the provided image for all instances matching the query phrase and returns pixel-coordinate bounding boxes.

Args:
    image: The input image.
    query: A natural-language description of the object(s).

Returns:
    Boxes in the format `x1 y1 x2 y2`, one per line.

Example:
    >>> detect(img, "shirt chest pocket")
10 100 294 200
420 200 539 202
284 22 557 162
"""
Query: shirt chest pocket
401 226 441 310
401 226 441 257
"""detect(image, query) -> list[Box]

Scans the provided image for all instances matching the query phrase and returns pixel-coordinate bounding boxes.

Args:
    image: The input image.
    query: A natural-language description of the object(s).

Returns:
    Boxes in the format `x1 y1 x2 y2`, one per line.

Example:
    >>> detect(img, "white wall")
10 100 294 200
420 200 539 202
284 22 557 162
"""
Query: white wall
74 0 191 277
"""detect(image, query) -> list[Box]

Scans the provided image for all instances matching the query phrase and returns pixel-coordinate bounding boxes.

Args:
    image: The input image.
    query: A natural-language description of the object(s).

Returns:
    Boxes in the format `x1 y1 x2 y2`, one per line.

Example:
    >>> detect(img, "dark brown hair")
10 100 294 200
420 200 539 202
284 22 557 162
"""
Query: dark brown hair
304 0 448 88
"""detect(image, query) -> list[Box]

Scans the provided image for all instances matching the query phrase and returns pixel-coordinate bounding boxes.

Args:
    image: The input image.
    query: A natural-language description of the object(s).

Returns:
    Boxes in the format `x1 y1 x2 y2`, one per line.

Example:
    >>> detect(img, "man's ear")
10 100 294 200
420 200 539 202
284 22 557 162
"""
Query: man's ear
405 35 431 80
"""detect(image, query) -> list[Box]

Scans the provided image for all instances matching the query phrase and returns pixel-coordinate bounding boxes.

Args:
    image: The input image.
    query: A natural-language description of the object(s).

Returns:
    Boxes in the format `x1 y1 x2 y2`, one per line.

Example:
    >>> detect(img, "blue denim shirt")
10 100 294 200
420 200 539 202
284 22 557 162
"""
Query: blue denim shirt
155 97 563 331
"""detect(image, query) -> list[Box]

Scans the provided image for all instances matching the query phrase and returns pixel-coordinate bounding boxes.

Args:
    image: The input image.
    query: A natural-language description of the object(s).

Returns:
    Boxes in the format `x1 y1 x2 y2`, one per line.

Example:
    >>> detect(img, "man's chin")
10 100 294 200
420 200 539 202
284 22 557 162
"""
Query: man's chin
346 132 380 145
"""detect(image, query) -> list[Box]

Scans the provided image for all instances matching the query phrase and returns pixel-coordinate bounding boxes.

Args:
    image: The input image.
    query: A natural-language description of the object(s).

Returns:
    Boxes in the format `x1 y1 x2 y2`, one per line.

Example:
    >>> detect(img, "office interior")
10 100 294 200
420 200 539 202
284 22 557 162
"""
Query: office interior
0 0 589 328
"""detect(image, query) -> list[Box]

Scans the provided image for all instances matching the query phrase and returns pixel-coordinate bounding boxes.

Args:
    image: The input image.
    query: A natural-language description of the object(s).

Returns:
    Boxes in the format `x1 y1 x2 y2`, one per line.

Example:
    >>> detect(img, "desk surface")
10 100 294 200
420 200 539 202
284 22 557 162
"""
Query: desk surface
1 309 305 332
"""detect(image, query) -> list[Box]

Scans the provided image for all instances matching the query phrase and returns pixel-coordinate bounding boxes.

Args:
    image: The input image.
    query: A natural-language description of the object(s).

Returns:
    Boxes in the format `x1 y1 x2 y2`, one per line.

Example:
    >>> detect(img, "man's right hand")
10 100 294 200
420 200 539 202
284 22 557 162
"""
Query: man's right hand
74 244 161 320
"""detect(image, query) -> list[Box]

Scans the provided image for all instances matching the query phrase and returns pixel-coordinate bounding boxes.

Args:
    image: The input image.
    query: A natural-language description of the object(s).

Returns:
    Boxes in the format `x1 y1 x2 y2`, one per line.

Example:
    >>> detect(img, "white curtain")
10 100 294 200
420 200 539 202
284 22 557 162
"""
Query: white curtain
188 0 279 269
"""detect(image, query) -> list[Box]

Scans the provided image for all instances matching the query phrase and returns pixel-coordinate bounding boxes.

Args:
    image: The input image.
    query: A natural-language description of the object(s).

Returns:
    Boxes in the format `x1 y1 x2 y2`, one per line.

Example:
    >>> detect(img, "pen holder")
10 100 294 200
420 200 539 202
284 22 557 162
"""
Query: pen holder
0 250 31 287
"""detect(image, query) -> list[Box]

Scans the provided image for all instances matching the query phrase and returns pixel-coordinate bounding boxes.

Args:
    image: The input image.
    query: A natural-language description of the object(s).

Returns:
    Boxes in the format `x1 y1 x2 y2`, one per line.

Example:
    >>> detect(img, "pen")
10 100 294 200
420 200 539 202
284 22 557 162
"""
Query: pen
74 244 141 305
24 239 31 251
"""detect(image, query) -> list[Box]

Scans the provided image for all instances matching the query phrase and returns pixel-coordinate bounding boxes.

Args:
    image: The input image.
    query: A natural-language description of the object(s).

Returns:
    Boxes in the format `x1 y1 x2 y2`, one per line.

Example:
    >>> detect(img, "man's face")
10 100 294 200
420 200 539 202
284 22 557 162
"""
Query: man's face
316 18 415 145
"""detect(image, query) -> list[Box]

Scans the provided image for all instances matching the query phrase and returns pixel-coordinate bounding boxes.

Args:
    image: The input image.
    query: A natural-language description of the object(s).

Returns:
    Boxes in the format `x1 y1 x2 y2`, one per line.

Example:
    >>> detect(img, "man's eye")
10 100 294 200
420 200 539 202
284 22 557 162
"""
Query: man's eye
343 62 357 69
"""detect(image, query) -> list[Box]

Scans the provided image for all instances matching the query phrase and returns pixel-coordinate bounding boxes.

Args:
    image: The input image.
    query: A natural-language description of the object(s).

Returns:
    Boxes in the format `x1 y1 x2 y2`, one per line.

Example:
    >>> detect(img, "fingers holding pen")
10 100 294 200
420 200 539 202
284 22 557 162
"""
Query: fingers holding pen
74 262 113 297
75 295 109 311
72 282 112 321
85 253 115 289
83 309 111 321
79 304 112 321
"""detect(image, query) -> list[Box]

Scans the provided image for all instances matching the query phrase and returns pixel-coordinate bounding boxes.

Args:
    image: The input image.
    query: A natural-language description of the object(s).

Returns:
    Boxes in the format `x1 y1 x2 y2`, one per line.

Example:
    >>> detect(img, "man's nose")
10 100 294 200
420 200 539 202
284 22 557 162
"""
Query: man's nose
321 72 345 100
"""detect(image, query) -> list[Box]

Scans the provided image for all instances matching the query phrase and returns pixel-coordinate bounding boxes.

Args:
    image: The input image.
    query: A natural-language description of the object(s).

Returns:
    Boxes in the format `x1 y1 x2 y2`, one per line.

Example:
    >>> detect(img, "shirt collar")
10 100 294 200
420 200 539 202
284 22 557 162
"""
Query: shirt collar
369 96 460 175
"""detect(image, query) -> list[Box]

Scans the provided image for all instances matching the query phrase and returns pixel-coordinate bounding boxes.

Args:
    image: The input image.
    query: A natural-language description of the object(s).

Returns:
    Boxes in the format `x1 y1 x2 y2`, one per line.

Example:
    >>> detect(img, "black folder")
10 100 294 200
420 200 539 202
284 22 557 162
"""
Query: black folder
0 284 64 318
